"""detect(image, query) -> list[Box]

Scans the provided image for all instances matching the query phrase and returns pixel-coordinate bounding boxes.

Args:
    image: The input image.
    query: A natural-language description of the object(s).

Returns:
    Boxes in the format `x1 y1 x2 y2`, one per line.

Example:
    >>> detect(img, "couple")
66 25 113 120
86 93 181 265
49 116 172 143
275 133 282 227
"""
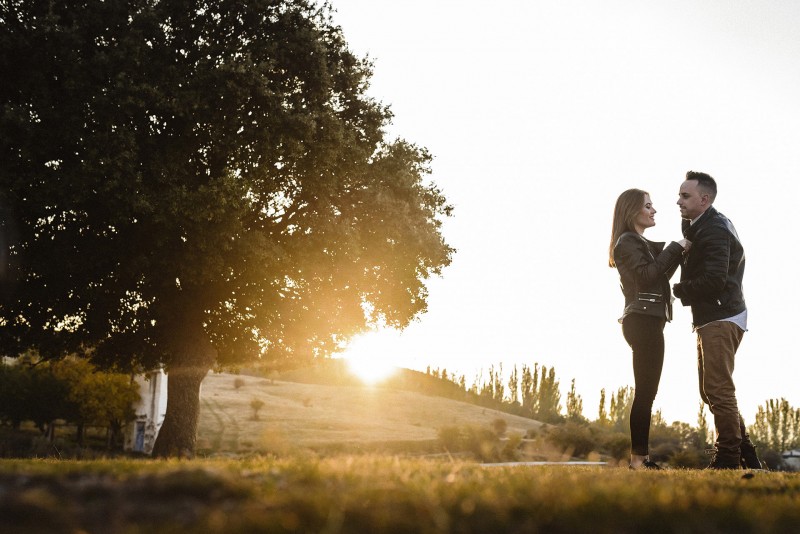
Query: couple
609 171 762 470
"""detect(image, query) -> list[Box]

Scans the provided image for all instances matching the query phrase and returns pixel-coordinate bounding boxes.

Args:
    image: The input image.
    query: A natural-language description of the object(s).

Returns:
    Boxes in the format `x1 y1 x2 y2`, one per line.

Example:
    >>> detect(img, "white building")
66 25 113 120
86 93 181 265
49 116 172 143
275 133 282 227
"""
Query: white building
124 369 167 454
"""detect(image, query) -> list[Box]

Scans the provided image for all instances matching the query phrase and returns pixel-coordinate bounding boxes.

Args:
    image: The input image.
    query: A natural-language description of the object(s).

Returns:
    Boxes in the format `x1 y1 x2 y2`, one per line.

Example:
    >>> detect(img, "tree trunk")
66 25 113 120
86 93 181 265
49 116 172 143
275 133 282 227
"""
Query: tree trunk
76 422 85 446
151 311 216 458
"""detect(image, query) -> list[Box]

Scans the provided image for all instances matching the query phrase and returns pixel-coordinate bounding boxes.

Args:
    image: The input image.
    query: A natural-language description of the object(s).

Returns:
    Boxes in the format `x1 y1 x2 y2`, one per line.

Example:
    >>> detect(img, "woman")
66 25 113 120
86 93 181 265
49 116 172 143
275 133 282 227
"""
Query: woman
609 189 689 469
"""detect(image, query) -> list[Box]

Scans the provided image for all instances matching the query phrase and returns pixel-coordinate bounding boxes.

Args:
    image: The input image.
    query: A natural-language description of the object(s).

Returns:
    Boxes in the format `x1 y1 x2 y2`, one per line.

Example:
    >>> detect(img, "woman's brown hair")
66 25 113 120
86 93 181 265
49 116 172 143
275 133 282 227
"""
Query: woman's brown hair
608 188 647 267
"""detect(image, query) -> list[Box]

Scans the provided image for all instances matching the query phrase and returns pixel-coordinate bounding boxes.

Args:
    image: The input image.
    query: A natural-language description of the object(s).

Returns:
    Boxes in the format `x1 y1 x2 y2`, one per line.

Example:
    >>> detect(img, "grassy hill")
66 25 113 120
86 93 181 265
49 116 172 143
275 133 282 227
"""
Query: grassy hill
197 368 544 457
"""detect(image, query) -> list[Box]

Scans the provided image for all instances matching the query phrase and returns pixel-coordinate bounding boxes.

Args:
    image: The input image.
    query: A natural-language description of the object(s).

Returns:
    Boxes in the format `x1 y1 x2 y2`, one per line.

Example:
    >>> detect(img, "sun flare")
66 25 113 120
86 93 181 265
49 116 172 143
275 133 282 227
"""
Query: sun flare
341 334 398 385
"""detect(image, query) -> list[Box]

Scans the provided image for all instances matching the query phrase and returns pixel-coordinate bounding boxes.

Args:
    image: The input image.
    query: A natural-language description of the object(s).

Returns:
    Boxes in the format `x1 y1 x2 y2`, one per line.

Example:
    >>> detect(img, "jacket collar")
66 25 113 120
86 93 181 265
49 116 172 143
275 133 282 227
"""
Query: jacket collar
683 206 717 239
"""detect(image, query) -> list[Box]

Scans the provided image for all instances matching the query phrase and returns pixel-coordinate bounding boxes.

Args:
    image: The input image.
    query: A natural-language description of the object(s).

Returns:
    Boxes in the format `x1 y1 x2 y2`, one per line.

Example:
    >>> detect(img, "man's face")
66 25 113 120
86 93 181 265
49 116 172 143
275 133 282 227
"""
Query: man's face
677 179 709 220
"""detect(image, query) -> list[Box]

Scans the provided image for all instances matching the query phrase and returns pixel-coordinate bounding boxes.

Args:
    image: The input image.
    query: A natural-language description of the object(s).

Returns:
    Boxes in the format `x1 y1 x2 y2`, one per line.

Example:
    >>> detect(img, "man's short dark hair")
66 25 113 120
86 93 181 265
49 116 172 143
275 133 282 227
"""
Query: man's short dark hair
685 170 717 202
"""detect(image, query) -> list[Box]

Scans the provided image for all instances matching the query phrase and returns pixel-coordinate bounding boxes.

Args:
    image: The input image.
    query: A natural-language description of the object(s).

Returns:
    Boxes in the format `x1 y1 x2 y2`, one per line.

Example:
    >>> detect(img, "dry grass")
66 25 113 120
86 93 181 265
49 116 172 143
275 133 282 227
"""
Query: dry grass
2 456 799 534
3 373 798 533
197 372 543 455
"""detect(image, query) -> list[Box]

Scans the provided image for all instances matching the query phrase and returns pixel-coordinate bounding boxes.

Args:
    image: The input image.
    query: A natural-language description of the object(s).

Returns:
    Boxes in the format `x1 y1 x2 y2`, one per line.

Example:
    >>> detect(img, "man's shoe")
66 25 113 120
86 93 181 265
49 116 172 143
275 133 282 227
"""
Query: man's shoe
706 454 741 470
740 442 764 470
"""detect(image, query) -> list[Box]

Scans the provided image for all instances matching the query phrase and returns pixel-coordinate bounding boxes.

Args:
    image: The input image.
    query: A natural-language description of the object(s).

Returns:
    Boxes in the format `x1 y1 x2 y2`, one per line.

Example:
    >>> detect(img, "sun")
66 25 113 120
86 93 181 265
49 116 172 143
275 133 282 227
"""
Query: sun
340 333 399 385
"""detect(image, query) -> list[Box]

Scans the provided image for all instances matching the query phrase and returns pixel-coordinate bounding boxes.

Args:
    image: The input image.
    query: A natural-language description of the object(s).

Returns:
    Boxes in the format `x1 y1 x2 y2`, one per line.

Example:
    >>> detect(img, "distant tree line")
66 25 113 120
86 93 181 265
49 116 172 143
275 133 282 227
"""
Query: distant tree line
426 363 565 424
425 362 799 469
0 357 140 448
427 363 636 427
750 398 800 456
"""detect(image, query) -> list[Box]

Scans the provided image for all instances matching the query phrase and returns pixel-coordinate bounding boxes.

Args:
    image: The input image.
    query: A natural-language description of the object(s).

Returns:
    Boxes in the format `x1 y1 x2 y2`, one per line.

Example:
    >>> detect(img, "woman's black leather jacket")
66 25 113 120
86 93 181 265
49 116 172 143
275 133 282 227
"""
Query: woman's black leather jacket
613 232 684 322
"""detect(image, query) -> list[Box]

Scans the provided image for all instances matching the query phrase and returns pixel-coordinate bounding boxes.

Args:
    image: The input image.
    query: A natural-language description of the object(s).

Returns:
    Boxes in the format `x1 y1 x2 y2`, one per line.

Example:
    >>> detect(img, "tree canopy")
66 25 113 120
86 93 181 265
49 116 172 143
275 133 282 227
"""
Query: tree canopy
0 0 453 455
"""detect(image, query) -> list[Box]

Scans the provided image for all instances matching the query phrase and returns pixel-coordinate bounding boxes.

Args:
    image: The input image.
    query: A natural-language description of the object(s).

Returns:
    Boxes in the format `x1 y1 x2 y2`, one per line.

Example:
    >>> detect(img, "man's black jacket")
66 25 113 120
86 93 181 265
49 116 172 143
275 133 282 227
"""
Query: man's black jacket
673 206 746 327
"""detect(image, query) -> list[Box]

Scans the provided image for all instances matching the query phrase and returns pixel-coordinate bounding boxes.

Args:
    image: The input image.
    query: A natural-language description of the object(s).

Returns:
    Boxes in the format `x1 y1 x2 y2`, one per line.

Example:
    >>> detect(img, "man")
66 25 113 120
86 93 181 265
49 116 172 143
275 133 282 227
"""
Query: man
672 171 762 470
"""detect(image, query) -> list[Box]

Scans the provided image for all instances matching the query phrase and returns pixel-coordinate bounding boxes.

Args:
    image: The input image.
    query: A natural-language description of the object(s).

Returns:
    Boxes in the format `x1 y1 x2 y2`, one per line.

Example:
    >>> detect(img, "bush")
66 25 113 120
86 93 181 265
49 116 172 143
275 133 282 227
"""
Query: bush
667 448 708 469
437 424 521 462
501 433 523 461
491 418 508 437
250 399 265 421
437 426 461 453
544 422 597 459
0 359 140 452
598 432 631 461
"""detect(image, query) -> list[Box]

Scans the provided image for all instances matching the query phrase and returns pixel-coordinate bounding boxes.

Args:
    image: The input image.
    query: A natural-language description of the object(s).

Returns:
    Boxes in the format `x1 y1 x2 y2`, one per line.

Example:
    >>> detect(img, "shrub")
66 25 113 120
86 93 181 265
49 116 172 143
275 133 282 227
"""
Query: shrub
437 426 461 453
544 422 597 458
667 448 707 469
501 433 523 461
491 418 508 437
250 399 265 421
598 432 631 461
437 424 520 462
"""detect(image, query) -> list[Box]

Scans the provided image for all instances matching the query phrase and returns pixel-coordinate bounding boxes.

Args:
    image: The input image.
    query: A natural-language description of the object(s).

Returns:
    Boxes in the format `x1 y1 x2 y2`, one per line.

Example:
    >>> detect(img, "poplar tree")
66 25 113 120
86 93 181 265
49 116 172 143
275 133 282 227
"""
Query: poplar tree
507 364 519 406
566 378 584 422
597 388 609 425
536 366 562 423
609 386 634 431
521 364 536 415
696 400 712 448
750 398 800 452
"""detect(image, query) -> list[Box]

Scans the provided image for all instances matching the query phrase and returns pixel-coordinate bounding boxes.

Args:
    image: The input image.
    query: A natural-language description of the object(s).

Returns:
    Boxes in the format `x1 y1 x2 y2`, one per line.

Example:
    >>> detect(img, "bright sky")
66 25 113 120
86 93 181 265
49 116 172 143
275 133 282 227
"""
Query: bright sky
330 0 800 426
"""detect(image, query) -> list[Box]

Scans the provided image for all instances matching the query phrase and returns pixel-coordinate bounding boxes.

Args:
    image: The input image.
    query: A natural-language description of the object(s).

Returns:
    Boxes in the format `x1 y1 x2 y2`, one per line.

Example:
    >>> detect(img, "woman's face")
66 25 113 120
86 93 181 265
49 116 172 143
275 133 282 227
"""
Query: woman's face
633 193 656 234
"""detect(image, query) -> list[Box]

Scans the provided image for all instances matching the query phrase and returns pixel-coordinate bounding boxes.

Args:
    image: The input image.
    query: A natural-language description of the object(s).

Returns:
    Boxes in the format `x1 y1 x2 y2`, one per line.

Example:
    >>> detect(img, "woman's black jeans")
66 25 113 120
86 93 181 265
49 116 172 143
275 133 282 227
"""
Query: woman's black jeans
622 313 665 456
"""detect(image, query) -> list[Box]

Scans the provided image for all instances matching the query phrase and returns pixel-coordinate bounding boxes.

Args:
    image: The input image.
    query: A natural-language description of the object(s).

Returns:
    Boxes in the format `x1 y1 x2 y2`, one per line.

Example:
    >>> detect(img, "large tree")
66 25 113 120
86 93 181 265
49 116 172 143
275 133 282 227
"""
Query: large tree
0 0 453 456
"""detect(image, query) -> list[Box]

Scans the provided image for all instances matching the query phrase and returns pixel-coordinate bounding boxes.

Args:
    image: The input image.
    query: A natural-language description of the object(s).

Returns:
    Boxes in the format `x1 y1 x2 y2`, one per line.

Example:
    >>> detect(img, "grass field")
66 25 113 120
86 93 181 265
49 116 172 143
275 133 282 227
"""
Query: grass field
2 373 800 532
1 456 799 533
197 372 545 456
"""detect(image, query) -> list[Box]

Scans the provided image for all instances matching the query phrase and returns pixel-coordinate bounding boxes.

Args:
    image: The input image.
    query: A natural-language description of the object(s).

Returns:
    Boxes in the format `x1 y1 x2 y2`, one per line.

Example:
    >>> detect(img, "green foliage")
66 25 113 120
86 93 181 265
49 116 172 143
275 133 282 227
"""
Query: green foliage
426 362 567 423
517 363 563 423
602 386 634 432
598 432 631 461
50 359 138 430
437 423 520 462
544 421 598 459
649 421 709 468
696 400 712 448
491 418 508 437
597 388 609 425
1 0 452 455
666 448 709 469
507 365 519 406
750 398 800 452
566 378 585 422
539 411 714 467
0 359 139 443
249 398 265 421
477 364 506 403
0 0 452 367
0 363 31 427
0 362 70 432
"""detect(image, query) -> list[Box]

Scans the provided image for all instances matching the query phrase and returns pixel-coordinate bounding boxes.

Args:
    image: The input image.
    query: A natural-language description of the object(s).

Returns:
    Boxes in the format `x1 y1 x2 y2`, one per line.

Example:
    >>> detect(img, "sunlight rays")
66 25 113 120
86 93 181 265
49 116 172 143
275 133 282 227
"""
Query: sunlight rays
340 332 399 385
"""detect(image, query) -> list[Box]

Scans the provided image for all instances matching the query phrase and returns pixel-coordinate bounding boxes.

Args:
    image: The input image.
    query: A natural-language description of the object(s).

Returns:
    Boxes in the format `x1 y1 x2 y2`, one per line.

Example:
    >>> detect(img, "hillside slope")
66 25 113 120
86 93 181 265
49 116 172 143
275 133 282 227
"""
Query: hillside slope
197 372 543 454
